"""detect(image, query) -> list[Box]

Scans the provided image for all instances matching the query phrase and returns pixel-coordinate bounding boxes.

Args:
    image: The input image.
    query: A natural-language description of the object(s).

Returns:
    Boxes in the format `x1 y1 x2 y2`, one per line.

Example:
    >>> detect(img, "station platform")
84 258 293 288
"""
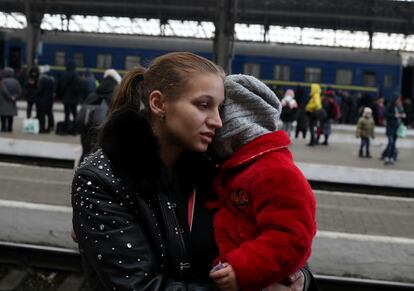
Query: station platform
0 104 413 284
3 102 414 189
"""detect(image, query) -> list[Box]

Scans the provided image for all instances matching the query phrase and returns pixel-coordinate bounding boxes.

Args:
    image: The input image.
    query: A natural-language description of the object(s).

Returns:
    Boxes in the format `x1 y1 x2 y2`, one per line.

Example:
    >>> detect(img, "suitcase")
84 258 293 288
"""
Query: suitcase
55 121 67 135
55 121 77 135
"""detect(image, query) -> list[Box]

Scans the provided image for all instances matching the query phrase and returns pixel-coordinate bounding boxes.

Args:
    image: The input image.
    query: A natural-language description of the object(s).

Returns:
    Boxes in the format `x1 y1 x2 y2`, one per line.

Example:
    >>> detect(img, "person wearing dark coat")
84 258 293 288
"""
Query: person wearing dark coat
382 93 406 165
79 69 121 162
81 68 97 100
21 66 39 118
58 61 82 130
0 67 21 132
36 66 55 133
72 53 226 291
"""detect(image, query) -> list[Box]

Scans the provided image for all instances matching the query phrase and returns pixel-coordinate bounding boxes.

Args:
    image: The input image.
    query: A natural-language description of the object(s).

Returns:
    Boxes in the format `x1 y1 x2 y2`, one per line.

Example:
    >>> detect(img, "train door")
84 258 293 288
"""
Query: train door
402 65 414 100
8 46 22 72
0 32 4 69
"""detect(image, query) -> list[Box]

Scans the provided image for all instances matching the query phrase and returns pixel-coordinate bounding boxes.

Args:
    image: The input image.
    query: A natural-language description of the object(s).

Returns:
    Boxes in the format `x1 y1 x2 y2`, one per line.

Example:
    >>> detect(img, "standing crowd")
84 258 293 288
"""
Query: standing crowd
278 84 410 166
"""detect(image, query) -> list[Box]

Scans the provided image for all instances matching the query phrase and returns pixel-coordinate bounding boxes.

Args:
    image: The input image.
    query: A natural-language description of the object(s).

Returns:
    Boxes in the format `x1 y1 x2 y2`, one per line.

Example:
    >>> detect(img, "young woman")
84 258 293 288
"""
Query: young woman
71 52 312 290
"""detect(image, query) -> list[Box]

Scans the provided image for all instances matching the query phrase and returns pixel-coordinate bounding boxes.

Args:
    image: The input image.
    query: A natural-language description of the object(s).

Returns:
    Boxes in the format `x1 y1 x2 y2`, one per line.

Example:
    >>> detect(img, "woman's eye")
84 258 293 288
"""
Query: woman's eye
198 103 208 109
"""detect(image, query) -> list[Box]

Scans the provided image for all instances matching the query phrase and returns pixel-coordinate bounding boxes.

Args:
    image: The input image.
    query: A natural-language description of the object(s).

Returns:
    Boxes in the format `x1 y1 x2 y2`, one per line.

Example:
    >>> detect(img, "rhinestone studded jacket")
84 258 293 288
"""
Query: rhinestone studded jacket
71 108 217 291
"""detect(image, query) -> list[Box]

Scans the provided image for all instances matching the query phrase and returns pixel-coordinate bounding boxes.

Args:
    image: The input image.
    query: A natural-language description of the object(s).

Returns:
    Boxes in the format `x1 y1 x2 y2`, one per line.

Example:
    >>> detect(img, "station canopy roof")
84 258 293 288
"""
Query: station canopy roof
1 0 414 51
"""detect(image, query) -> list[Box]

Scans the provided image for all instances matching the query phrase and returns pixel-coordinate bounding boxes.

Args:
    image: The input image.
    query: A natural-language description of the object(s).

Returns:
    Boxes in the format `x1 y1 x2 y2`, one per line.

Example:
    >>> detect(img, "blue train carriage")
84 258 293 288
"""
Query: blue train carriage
232 41 403 100
0 29 407 101
32 31 214 77
0 29 214 79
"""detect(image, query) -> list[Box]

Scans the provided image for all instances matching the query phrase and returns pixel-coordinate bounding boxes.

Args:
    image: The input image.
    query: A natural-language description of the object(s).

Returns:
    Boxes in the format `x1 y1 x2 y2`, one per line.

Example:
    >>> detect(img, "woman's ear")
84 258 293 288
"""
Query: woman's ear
148 90 166 119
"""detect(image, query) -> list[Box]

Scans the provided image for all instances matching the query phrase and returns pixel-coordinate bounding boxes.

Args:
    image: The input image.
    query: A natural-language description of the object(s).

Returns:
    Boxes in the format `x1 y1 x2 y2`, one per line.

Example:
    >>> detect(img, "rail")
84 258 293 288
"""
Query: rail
1 241 413 291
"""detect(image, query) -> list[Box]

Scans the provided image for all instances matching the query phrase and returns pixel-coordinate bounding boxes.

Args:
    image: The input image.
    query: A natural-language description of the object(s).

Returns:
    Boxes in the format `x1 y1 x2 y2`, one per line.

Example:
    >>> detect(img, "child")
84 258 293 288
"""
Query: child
209 75 317 291
356 107 375 158
280 89 298 137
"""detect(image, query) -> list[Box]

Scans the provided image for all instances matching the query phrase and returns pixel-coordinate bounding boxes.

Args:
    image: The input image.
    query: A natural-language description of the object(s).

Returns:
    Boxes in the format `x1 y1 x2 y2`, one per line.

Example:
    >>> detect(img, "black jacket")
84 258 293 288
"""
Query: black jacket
36 74 55 110
72 108 218 291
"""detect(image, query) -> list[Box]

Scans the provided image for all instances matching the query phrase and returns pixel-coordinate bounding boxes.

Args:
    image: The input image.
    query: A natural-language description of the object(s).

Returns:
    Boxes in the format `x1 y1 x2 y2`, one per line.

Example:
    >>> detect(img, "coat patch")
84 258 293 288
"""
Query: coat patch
229 189 250 209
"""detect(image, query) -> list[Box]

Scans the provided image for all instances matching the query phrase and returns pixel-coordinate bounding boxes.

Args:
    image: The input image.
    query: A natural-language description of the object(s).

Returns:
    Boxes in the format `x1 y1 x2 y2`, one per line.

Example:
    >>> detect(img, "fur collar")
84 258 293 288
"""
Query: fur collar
98 107 166 195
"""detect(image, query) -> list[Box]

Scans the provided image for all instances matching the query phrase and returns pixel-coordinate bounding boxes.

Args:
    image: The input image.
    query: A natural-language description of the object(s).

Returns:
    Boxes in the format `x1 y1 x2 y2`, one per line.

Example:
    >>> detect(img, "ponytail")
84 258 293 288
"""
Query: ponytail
109 67 145 116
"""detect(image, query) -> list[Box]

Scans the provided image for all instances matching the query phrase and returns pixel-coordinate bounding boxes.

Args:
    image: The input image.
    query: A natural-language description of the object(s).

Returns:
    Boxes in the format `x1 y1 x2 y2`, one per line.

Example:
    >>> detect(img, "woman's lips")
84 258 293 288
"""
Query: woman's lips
200 132 214 143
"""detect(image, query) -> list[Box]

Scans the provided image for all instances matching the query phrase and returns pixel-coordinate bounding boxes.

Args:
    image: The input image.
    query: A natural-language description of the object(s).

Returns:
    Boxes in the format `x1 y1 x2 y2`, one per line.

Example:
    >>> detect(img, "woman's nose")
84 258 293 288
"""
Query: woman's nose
209 109 223 129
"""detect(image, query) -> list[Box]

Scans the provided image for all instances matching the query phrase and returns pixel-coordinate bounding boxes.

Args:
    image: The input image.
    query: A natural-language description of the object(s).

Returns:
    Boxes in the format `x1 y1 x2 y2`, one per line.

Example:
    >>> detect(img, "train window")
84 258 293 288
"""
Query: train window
243 63 261 78
384 74 393 88
125 56 141 70
304 67 322 83
54 52 65 67
335 69 352 85
274 65 291 81
97 54 112 69
363 71 376 87
74 53 84 67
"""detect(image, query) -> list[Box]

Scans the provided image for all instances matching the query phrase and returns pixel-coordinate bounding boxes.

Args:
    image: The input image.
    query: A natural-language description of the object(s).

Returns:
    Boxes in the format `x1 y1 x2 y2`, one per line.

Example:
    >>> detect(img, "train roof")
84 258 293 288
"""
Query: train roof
4 29 403 66
234 42 402 66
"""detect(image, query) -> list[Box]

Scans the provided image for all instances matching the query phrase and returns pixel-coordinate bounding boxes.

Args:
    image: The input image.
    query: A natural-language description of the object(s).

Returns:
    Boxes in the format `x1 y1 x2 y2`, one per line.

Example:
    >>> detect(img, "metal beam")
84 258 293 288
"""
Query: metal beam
213 0 235 73
1 0 414 35
25 0 43 67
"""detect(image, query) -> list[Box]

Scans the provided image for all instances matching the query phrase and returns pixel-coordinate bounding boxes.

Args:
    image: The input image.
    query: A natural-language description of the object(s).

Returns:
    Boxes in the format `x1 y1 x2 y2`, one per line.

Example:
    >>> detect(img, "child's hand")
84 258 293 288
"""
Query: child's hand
286 270 305 291
209 263 239 291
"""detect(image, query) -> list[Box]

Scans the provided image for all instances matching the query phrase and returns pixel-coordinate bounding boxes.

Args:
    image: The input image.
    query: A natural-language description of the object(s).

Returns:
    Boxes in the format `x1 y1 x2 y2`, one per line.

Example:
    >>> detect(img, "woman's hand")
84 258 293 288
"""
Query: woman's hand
209 263 239 291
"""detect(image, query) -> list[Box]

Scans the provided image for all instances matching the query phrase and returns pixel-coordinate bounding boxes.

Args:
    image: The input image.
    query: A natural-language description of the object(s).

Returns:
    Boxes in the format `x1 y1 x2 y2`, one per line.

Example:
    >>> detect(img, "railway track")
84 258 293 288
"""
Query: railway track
1 241 414 291
0 241 84 291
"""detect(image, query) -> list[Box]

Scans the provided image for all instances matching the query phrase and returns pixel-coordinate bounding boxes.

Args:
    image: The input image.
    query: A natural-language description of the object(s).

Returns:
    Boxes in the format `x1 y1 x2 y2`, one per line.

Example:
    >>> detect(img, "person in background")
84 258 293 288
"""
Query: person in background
82 68 97 100
280 89 298 137
16 65 27 88
305 83 322 146
374 96 385 126
22 66 40 118
0 67 21 132
382 93 406 165
316 88 340 145
209 75 317 291
58 60 82 132
78 68 121 162
36 65 55 133
294 87 309 139
356 107 375 158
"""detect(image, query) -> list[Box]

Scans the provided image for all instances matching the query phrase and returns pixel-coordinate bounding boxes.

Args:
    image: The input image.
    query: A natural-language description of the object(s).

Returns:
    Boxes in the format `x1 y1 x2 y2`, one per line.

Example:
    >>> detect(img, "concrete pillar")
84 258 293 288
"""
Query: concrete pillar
213 0 236 73
25 1 43 68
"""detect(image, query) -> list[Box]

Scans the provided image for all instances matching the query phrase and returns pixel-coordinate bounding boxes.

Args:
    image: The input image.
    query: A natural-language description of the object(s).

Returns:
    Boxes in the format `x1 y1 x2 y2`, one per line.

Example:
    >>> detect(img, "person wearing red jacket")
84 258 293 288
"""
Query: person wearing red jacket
209 74 317 291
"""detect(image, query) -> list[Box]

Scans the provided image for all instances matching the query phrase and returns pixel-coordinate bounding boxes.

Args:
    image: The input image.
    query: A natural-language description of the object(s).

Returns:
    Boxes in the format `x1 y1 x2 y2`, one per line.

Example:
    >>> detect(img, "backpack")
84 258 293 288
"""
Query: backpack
76 92 109 132
327 98 341 120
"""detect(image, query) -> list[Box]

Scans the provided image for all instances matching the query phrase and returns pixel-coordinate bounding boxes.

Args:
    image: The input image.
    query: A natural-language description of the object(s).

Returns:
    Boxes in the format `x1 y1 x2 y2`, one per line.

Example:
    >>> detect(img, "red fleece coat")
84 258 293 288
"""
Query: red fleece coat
213 130 317 291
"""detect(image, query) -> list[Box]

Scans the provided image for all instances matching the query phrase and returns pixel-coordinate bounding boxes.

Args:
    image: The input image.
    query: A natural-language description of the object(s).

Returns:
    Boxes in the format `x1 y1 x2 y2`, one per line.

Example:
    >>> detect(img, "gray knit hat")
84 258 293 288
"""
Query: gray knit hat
210 74 281 160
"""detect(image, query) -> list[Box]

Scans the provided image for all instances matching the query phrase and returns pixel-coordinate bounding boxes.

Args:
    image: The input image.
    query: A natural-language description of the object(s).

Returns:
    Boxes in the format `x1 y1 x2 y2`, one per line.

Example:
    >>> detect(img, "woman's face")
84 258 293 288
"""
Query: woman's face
162 73 224 153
